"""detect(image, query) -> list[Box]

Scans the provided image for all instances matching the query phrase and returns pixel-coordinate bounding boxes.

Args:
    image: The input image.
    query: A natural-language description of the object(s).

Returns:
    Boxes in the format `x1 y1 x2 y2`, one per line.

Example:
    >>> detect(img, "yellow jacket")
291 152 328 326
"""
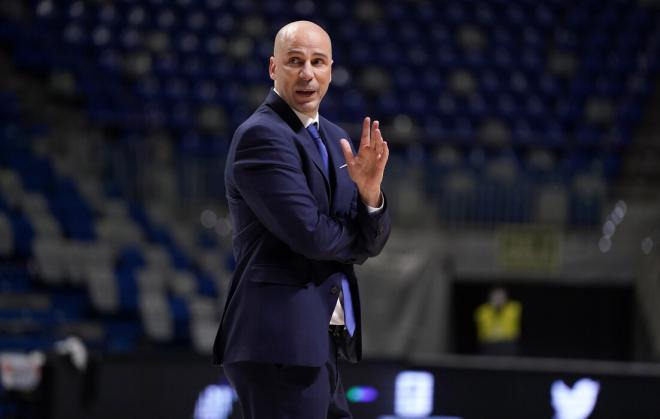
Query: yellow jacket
475 301 522 343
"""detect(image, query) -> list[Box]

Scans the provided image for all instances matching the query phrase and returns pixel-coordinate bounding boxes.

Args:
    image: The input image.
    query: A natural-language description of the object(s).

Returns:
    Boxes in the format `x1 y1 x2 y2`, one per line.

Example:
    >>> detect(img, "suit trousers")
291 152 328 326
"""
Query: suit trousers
223 329 352 419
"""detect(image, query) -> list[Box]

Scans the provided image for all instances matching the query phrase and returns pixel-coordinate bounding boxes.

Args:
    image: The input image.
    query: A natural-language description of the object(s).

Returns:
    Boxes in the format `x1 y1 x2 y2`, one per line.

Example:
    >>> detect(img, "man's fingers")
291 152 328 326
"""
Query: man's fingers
374 123 384 156
360 117 371 149
340 139 355 166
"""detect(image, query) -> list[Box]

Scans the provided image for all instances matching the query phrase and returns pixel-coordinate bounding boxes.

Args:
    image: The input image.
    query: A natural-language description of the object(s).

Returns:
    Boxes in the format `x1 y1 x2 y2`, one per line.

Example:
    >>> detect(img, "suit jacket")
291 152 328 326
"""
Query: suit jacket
213 90 391 367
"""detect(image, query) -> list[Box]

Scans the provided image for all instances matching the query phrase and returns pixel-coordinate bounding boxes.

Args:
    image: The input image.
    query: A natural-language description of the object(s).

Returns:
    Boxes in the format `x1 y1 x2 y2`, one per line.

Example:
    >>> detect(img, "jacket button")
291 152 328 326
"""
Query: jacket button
330 285 339 295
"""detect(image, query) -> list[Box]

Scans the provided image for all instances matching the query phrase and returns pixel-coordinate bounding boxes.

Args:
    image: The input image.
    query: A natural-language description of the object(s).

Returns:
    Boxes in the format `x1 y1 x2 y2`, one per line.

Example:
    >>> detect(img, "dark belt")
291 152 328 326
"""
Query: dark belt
328 325 347 338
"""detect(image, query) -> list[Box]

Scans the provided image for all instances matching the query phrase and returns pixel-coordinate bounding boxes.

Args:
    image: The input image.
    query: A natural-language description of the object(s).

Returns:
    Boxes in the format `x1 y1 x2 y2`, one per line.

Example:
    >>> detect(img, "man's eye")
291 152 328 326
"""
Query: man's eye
289 57 301 64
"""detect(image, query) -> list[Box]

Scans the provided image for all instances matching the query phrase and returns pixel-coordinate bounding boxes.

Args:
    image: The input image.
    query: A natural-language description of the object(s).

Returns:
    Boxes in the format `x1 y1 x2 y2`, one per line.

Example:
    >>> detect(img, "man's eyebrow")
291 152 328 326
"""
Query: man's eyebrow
285 49 330 58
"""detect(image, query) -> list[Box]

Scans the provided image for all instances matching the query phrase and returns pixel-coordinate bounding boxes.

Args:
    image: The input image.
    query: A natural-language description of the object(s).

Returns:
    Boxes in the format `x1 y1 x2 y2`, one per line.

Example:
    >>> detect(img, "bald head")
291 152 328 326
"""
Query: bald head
273 21 332 60
269 21 333 117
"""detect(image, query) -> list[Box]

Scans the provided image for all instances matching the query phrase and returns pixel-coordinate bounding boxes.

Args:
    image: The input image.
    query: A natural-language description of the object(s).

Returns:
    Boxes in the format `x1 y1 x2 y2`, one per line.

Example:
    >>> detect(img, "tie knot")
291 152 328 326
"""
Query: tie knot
306 123 321 140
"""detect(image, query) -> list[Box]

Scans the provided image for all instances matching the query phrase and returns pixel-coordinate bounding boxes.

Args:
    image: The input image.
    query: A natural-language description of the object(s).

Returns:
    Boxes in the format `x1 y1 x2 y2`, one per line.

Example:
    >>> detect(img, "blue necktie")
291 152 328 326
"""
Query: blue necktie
306 123 356 336
306 123 329 176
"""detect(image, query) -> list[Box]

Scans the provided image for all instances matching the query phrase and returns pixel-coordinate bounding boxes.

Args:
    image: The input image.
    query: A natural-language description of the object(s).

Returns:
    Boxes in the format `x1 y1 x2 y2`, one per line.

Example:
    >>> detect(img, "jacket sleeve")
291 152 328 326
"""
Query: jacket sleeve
231 124 374 264
354 196 391 261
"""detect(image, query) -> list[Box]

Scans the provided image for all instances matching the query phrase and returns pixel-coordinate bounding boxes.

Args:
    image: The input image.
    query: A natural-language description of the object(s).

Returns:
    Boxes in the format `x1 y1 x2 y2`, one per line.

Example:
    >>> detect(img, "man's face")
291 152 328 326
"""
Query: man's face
490 288 508 308
269 23 332 117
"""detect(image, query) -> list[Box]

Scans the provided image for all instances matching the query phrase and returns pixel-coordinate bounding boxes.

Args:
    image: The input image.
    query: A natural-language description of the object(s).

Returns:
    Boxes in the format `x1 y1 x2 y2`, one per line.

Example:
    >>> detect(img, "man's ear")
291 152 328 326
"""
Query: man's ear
269 56 276 81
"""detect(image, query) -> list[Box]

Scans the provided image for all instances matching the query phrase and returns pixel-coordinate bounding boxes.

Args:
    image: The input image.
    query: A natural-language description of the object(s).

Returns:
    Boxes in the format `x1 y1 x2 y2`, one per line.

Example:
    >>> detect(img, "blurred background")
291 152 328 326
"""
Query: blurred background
0 0 659 418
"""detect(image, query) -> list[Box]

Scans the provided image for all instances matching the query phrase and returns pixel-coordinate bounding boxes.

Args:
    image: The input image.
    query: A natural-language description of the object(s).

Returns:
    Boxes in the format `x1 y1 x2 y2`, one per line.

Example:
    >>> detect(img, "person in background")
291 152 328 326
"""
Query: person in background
474 285 522 356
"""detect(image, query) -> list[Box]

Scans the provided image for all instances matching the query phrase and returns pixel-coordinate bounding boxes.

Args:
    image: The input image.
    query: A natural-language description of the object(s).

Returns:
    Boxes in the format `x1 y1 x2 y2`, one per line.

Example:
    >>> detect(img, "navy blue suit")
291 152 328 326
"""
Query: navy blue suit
213 90 390 417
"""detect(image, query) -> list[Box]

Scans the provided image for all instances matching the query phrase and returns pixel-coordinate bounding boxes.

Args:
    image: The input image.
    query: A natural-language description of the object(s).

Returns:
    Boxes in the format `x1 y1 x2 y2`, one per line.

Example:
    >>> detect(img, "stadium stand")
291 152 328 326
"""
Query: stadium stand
0 85 229 354
0 0 658 364
0 0 656 227
0 1 659 418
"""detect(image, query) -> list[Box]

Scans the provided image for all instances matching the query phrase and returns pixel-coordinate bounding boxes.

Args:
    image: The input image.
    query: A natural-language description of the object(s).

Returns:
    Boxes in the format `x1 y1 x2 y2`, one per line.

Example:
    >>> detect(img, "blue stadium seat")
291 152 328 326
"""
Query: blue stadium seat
168 295 190 340
9 214 34 258
115 268 139 313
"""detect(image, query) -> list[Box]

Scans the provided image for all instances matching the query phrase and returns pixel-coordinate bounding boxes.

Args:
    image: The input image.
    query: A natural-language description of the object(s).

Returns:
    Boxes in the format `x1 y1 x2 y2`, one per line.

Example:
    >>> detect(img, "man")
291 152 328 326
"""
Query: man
212 21 391 418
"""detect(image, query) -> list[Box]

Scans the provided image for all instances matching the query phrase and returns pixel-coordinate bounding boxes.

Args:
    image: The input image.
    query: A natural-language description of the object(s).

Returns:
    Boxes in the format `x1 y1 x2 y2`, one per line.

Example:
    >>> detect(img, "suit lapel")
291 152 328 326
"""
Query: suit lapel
264 89 332 197
299 131 331 192
263 90 331 195
320 120 353 210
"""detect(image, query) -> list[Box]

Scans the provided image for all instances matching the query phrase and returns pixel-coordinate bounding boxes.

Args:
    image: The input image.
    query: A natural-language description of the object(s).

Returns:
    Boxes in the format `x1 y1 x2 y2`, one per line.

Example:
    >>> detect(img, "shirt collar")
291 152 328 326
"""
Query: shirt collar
273 88 320 129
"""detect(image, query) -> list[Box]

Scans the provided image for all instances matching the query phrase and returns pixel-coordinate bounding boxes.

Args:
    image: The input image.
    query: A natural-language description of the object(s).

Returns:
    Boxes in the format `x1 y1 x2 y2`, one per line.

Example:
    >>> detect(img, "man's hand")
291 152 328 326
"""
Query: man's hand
340 117 389 207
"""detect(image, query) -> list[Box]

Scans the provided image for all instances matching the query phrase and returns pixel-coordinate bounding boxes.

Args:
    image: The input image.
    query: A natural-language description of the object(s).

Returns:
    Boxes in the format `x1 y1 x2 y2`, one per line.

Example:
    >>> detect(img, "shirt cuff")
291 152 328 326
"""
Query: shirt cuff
365 193 384 214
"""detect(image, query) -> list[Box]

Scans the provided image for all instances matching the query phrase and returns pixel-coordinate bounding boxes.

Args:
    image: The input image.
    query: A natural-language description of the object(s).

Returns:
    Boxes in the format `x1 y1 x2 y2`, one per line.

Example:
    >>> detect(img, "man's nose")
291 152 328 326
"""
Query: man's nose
299 62 313 80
